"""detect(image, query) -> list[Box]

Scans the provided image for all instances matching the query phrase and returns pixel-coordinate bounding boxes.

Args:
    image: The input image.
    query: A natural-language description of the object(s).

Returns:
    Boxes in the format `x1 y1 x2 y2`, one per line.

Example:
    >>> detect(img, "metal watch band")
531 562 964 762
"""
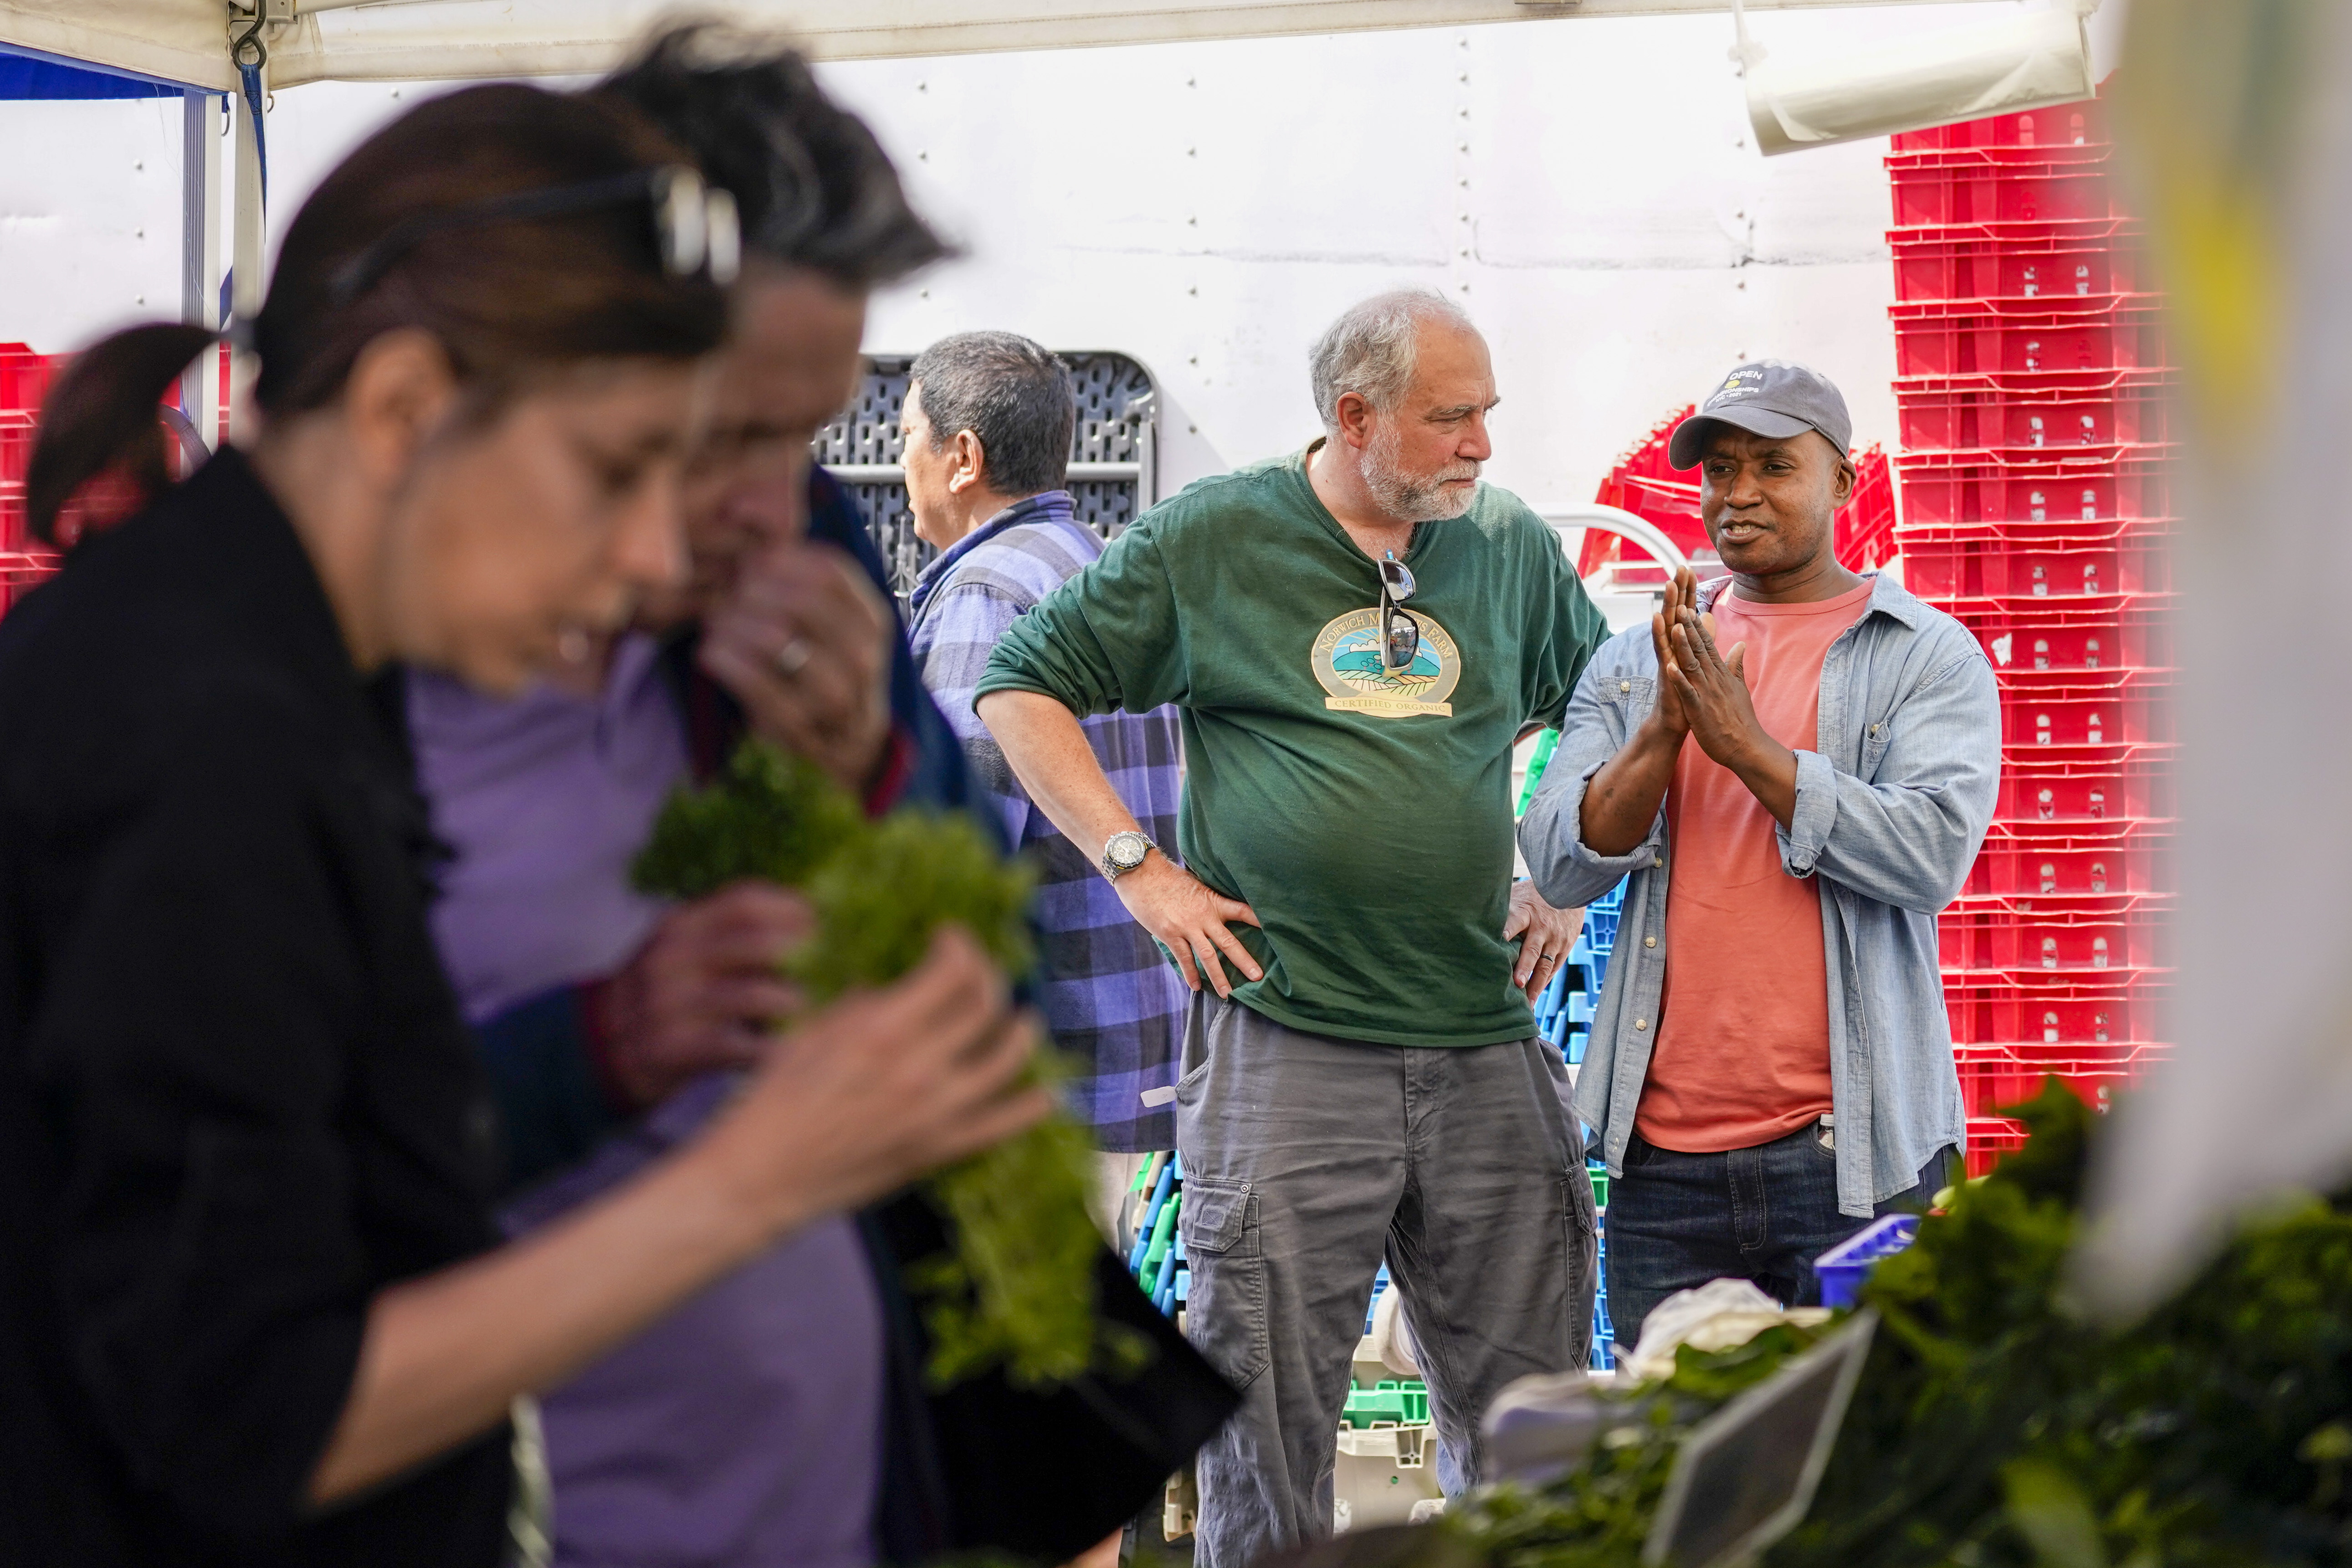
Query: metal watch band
1102 831 1156 883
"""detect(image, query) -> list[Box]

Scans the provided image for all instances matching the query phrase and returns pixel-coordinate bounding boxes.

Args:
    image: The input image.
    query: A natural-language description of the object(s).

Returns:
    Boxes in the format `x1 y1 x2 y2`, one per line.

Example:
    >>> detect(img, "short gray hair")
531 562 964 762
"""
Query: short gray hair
1308 288 1478 432
907 331 1075 498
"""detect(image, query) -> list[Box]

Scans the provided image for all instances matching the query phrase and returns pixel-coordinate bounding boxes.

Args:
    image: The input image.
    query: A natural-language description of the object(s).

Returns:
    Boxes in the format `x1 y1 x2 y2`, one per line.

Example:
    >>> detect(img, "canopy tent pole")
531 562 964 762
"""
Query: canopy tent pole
179 87 219 449
226 30 263 443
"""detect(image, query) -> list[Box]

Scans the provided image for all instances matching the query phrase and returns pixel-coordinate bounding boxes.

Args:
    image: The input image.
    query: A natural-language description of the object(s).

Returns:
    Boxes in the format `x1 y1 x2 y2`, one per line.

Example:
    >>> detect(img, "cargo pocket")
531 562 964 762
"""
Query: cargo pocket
1178 1174 1268 1390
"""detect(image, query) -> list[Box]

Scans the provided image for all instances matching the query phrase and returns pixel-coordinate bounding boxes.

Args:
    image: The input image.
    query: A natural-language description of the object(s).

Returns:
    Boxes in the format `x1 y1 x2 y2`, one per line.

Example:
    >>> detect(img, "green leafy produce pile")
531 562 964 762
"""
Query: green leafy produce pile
1779 1082 2352 1568
1408 1083 2352 1568
634 741 1142 1390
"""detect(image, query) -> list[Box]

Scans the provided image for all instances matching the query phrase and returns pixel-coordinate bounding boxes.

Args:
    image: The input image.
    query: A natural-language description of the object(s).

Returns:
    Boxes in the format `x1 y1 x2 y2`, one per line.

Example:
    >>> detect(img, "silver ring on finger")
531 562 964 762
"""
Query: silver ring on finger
773 638 813 676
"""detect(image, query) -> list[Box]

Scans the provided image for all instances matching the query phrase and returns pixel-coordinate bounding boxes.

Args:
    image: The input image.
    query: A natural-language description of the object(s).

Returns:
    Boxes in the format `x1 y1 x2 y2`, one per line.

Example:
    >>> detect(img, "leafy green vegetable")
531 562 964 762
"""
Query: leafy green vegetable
634 741 1143 1391
788 810 1034 1003
633 743 862 899
1386 1081 2352 1568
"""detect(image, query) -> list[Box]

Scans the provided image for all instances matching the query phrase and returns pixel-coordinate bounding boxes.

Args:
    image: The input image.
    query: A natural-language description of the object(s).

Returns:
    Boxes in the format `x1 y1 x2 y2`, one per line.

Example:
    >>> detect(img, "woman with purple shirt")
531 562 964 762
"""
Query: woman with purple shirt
413 32 1235 1568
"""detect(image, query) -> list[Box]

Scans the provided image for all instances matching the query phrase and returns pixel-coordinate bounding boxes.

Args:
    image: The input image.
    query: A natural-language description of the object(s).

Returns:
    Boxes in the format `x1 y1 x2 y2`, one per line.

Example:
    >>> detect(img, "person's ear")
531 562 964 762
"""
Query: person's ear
1333 391 1378 453
1831 456 1857 508
340 328 461 489
948 429 987 495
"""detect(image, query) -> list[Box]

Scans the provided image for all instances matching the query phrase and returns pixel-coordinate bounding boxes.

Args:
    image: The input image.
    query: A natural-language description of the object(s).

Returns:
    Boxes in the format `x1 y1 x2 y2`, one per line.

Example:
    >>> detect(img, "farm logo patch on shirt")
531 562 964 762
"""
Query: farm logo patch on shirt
1311 608 1463 717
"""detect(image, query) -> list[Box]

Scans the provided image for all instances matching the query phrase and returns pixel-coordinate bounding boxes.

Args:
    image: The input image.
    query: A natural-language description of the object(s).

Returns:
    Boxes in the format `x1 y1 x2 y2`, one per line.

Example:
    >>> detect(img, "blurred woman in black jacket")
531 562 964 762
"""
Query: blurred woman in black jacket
0 82 1046 1568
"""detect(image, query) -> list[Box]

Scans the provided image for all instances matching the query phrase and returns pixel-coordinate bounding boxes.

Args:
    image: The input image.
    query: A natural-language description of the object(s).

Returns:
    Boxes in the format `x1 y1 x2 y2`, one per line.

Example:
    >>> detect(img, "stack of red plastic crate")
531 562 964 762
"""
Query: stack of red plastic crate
1884 95 2174 1174
0 343 61 618
1583 404 1898 584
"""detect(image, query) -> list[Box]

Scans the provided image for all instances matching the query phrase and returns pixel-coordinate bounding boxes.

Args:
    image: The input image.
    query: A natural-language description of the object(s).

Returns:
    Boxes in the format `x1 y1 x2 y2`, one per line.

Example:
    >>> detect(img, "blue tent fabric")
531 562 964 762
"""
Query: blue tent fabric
0 46 204 99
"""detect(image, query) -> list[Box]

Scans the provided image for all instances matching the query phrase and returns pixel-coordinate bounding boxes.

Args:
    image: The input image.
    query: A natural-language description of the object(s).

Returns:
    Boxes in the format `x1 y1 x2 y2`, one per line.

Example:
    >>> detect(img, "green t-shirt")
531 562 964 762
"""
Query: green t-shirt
977 446 1609 1047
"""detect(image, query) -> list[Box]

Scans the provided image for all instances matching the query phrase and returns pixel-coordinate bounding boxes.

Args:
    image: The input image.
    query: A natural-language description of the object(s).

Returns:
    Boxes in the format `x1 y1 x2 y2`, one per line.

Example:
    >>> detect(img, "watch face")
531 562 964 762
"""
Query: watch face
1108 832 1148 870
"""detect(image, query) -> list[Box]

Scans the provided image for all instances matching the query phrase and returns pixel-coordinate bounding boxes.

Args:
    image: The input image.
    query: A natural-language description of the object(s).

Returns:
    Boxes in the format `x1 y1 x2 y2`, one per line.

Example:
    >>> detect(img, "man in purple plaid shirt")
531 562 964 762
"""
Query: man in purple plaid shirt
901 332 1186 1156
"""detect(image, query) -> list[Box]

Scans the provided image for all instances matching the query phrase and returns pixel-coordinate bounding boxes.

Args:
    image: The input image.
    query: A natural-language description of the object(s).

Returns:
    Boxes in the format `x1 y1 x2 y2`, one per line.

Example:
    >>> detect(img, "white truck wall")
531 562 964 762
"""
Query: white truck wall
0 3 2104 512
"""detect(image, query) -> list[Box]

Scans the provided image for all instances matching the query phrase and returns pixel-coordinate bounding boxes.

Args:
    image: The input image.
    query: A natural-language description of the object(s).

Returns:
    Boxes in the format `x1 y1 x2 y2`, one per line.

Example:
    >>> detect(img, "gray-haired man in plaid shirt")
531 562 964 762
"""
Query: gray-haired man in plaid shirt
902 331 1188 1156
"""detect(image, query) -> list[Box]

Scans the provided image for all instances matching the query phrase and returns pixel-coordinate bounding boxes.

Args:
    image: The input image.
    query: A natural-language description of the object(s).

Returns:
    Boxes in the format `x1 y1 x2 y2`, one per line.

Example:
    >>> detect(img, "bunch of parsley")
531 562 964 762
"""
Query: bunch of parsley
634 741 1143 1390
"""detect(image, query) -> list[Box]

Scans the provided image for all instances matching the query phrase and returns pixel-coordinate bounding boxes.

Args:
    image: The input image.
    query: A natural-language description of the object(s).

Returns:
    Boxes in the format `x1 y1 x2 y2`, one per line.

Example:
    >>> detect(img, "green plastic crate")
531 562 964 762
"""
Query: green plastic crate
1377 1379 1430 1424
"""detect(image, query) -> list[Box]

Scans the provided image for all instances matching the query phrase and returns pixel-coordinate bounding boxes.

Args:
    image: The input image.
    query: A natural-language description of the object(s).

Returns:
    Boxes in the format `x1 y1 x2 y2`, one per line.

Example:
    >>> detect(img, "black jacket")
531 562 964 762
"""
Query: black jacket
0 452 514 1566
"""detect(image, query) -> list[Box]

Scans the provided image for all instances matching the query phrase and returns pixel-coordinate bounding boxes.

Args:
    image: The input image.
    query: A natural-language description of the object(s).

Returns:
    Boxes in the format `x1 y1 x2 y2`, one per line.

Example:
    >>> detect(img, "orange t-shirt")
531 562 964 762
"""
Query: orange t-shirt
1635 580 1874 1153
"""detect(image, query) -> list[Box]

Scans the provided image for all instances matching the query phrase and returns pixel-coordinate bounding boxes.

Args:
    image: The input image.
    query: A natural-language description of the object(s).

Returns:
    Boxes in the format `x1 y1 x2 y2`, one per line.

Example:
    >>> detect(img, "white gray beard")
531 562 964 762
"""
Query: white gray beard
1363 424 1478 523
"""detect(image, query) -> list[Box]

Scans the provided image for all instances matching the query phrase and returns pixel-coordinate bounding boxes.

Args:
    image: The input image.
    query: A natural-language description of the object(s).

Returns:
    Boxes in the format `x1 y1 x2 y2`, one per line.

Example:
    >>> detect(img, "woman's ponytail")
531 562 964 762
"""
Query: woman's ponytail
24 323 215 547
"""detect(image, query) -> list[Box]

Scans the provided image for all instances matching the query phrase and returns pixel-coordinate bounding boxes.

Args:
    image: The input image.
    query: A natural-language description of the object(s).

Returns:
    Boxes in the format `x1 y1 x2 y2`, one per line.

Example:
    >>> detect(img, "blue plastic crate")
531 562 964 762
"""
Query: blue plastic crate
1814 1213 1919 1308
1364 1262 1392 1335
1581 880 1626 986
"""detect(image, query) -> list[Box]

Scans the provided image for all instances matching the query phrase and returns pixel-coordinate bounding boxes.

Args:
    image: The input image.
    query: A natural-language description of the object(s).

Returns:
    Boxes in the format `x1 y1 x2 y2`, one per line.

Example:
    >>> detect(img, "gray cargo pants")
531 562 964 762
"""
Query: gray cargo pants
1175 992 1597 1568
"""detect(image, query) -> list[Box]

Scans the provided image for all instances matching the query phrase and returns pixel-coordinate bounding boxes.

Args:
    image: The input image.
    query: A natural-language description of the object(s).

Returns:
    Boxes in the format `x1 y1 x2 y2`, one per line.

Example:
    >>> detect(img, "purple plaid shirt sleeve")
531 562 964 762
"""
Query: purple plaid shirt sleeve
907 497 1189 1151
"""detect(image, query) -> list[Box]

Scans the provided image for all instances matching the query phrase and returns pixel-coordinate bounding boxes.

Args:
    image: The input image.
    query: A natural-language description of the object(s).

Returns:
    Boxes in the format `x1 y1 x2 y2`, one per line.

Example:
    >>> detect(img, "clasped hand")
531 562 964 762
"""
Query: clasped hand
1650 567 1800 827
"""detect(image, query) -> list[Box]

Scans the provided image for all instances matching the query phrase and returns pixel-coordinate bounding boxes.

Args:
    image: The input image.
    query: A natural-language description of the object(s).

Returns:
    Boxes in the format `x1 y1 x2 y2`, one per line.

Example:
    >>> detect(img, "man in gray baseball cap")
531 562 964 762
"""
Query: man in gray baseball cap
1518 358 2002 1348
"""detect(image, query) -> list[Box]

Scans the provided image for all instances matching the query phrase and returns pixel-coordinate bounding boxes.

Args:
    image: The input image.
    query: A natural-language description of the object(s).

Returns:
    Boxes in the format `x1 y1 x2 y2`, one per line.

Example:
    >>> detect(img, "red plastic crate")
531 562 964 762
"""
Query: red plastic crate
1888 155 2125 228
0 344 56 415
1962 821 2169 904
2000 682 2171 753
1891 230 2147 306
0 548 59 618
1892 102 2108 155
1837 447 1899 571
1955 1042 2168 1081
1894 515 2173 555
1902 536 2170 603
1936 598 2173 674
0 415 30 554
1996 756 2173 827
1891 297 2167 377
1964 1117 2029 1178
1944 979 2168 1048
0 411 31 489
1959 1060 2152 1120
1938 905 2169 980
1894 451 2171 527
1894 369 2175 451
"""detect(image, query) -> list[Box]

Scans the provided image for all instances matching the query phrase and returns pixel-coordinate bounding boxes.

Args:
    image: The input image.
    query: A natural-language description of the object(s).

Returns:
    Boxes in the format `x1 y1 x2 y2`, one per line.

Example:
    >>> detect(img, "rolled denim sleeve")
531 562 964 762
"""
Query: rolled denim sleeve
1776 643 2001 912
1520 642 1662 908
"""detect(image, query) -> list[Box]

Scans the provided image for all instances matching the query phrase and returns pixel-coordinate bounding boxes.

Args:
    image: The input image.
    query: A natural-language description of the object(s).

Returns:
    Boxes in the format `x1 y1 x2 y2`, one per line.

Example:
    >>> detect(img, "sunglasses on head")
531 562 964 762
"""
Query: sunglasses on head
328 164 742 309
1378 553 1420 673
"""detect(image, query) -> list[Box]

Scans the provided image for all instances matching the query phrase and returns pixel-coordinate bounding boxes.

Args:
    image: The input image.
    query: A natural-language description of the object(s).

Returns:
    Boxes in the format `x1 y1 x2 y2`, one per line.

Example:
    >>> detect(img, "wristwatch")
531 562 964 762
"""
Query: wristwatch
1101 830 1156 883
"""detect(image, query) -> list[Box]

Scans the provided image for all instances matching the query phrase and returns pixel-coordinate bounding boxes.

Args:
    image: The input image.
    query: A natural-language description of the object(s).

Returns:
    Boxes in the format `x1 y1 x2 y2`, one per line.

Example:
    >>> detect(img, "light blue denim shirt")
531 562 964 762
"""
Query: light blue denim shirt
1518 571 2000 1216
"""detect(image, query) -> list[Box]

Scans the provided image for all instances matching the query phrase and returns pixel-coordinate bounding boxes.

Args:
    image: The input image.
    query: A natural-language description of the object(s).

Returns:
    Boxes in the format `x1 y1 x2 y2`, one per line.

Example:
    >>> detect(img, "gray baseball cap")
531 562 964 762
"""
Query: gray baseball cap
1667 360 1852 471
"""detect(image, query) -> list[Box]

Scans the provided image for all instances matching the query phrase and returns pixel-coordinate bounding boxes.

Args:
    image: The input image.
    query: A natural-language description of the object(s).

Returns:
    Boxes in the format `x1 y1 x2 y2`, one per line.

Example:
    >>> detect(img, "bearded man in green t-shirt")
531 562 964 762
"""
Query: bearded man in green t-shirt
977 289 1608 1566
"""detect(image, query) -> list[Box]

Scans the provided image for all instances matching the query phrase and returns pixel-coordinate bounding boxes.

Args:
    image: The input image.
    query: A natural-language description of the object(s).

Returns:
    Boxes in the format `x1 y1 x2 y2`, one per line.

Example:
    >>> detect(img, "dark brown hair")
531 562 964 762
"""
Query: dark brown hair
26 82 729 546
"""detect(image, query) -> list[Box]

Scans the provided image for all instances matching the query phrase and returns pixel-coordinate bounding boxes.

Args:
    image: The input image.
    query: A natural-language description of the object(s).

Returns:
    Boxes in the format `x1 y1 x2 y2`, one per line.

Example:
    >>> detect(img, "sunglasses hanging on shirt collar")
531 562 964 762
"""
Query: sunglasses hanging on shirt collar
326 164 742 309
1378 553 1422 673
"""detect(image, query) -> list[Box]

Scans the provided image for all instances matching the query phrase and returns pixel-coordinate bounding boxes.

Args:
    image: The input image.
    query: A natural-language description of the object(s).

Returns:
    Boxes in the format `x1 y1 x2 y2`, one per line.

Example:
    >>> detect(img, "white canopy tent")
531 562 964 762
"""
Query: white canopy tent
2 0 1993 91
0 0 2003 437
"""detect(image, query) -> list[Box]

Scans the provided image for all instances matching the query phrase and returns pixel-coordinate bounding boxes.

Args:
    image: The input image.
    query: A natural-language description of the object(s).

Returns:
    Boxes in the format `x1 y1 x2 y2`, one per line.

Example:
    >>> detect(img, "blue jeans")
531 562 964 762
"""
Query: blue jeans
1604 1121 1956 1348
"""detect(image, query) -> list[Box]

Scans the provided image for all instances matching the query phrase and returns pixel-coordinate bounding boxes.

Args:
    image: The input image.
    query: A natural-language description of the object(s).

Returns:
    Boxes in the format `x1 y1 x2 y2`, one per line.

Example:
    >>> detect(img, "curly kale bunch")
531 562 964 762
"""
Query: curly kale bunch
633 742 1142 1391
